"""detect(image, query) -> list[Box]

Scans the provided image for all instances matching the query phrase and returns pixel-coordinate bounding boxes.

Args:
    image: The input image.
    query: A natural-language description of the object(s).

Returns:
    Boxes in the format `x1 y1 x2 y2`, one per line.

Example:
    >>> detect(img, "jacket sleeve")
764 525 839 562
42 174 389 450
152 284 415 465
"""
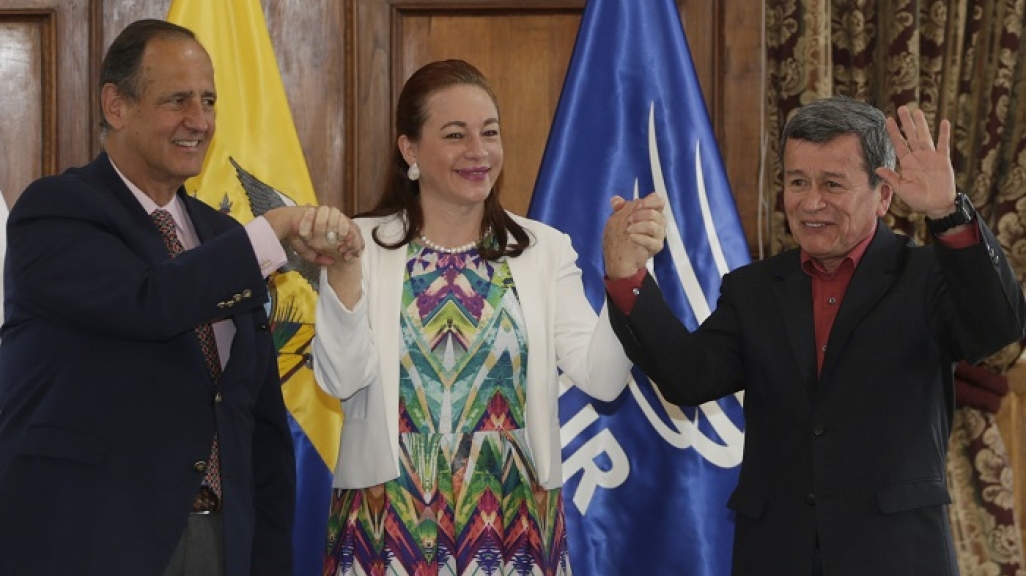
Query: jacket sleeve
550 230 633 402
933 220 1026 363
6 176 268 340
607 271 745 406
311 265 379 401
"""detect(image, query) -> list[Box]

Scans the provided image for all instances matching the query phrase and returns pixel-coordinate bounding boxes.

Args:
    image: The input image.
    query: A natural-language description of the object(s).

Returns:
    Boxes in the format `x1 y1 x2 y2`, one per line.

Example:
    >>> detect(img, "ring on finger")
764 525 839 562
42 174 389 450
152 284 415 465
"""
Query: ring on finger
326 230 338 244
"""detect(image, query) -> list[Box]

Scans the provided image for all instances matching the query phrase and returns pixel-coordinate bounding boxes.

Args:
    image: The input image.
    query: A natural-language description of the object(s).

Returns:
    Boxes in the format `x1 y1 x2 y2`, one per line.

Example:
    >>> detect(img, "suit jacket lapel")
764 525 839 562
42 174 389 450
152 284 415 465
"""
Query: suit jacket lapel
181 191 219 243
90 152 143 215
176 187 254 377
772 253 818 397
819 224 903 385
89 152 182 262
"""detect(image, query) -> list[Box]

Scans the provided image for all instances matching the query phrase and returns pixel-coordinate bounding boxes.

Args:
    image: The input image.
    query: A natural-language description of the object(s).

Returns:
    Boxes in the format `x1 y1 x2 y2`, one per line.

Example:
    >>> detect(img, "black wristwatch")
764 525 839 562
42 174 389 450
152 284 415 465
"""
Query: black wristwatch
925 192 976 235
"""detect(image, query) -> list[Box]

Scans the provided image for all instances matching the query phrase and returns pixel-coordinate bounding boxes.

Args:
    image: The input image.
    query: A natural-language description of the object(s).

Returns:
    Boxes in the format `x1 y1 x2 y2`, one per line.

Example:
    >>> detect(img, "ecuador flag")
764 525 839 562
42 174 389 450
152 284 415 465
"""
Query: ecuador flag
166 2 341 574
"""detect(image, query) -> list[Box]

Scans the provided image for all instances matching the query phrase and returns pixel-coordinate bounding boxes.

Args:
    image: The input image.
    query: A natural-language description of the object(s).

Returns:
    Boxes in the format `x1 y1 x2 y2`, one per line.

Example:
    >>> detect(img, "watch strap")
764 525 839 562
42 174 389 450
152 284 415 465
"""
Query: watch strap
926 192 975 235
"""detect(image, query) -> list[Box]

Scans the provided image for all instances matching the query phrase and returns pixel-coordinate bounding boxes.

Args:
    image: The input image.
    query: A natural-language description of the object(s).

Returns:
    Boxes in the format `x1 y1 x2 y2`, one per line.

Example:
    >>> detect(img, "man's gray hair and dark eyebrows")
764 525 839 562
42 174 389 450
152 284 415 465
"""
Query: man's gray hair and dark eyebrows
780 96 898 188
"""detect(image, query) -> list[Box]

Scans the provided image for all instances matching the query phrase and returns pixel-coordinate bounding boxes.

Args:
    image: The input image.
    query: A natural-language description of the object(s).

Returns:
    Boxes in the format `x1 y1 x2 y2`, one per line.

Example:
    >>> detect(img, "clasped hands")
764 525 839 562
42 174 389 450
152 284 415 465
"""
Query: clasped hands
265 205 363 267
603 192 667 279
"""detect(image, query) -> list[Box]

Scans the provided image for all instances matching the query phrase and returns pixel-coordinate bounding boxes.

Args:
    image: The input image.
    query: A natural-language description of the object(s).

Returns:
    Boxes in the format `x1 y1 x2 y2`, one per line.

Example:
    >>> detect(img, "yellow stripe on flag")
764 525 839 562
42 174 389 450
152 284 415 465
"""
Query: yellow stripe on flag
166 0 341 469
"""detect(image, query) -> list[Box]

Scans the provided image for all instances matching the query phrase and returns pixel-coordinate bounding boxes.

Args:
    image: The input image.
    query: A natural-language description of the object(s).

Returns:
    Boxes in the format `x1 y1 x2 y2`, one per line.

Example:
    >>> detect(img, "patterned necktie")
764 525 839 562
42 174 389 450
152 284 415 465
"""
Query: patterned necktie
150 209 222 499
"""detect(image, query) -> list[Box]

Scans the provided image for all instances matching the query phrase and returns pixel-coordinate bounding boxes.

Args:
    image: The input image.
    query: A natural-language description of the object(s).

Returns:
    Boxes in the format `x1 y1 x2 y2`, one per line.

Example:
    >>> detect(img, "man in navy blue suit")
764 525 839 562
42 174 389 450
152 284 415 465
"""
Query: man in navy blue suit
0 19 354 576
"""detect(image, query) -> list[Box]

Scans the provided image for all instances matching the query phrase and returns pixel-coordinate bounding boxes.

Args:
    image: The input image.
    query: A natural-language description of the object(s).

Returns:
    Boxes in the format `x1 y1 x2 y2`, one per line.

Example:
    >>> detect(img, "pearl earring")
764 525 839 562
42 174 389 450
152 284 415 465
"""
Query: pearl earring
408 162 420 181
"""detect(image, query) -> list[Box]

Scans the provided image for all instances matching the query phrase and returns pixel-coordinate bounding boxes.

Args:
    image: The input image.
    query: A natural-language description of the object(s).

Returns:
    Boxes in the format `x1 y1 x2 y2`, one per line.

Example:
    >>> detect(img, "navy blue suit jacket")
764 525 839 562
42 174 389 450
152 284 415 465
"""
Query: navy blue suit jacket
0 153 295 576
609 222 1025 576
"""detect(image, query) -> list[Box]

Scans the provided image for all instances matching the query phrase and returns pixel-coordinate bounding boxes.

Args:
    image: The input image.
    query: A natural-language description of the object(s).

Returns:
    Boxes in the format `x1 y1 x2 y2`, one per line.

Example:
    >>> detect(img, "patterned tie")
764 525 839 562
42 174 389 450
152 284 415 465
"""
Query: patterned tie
150 209 222 500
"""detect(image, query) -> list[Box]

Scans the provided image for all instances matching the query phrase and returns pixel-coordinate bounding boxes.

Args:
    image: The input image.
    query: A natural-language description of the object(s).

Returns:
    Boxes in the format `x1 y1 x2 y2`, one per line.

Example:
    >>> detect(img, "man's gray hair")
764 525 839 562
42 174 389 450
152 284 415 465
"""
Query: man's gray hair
780 96 897 188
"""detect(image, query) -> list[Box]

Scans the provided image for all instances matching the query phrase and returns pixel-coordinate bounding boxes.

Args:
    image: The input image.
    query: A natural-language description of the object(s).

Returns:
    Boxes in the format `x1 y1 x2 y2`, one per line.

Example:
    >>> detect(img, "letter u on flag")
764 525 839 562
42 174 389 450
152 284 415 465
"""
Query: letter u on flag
166 2 341 574
528 0 748 574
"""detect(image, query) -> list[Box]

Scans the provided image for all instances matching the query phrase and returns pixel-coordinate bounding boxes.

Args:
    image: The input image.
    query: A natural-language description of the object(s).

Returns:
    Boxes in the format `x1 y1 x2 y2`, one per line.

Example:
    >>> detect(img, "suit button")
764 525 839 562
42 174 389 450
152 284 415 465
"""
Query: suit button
257 323 269 332
806 492 816 506
813 424 826 436
193 461 208 472
214 392 223 403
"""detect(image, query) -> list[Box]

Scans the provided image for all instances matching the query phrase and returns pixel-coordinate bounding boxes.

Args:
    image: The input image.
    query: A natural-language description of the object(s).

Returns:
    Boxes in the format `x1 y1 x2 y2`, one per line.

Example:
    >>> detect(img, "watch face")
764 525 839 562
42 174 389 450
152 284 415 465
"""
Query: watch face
954 193 973 221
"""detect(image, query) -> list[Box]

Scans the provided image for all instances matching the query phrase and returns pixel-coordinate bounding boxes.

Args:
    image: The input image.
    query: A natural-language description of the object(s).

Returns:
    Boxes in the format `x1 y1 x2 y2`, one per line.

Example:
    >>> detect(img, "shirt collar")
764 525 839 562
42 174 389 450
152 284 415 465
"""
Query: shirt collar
800 221 877 278
107 157 189 225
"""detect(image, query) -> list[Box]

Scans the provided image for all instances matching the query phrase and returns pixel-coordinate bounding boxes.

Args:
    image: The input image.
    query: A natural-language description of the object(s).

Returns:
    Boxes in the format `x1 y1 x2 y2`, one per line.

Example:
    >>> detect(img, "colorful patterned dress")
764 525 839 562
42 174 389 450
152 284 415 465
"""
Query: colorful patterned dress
324 242 571 576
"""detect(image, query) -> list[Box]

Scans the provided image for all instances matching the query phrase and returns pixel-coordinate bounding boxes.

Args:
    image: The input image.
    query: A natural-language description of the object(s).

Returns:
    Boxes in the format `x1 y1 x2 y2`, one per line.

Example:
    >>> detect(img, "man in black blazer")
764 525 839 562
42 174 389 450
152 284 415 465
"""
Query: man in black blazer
603 97 1026 575
0 19 354 576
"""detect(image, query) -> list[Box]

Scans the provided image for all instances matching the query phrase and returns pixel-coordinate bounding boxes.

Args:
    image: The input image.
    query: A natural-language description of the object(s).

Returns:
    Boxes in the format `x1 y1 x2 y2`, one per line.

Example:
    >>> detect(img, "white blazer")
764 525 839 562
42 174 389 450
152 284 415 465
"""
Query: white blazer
313 212 632 489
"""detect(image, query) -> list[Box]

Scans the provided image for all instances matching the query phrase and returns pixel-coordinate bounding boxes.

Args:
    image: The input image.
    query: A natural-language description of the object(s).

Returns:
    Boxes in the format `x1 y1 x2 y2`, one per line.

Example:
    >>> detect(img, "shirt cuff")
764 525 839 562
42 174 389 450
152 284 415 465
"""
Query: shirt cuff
933 220 980 249
246 217 288 277
604 268 647 315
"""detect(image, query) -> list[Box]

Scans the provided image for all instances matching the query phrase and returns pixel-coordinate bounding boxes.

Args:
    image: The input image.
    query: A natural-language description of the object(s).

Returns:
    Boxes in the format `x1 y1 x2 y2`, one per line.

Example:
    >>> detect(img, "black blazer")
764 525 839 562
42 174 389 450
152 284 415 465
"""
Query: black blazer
609 222 1025 576
0 153 295 576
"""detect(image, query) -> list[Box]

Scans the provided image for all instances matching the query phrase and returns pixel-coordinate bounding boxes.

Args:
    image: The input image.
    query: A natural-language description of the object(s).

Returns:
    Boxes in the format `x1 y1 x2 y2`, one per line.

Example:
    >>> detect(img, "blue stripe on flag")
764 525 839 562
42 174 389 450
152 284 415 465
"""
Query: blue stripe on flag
287 414 334 576
528 0 748 573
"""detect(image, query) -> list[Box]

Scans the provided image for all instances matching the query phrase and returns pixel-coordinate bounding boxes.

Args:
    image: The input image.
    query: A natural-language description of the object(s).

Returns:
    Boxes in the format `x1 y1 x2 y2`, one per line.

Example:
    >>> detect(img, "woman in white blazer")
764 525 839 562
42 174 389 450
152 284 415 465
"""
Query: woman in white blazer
311 60 665 576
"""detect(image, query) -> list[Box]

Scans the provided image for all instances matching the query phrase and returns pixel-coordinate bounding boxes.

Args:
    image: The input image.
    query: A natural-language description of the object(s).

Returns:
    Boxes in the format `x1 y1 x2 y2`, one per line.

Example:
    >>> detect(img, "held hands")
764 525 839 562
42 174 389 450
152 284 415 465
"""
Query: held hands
603 192 667 279
264 205 364 267
876 106 959 218
299 206 364 266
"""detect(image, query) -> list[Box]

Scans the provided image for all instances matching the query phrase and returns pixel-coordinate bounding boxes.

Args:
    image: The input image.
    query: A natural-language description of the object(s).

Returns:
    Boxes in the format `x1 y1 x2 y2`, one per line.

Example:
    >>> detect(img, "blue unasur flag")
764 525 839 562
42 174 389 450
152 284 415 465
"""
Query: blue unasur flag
527 0 749 573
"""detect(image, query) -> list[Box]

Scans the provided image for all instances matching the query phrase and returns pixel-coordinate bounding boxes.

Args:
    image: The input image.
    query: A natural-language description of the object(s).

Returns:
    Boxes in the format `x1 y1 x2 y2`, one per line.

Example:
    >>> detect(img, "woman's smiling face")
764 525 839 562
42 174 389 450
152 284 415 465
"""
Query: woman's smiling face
399 84 503 210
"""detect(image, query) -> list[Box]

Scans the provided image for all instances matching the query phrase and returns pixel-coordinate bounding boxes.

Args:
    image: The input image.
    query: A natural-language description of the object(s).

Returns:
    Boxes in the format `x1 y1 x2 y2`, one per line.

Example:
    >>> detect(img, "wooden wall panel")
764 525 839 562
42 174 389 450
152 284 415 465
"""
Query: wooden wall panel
720 2 767 258
264 1 347 210
0 15 49 209
0 1 90 208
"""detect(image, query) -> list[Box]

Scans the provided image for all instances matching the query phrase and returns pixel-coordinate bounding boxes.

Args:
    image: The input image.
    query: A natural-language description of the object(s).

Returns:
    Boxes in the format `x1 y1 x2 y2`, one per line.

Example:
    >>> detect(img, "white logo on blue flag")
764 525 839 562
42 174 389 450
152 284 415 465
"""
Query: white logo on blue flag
528 0 749 573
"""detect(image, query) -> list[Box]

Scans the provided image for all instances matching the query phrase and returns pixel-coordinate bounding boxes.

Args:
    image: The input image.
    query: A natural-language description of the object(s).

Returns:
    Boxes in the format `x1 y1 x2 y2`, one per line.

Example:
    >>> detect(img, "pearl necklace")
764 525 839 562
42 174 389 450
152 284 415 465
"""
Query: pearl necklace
419 228 491 254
